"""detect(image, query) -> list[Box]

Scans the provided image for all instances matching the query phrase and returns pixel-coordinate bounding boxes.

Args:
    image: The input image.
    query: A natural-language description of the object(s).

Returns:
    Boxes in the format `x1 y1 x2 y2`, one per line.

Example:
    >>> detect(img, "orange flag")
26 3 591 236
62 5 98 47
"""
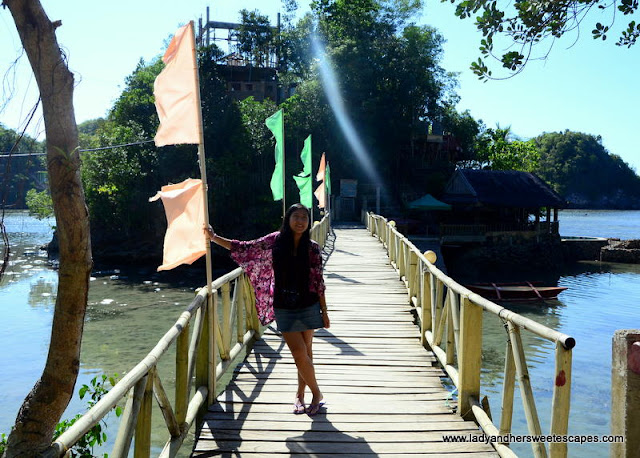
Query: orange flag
314 182 326 209
149 178 206 271
154 22 200 146
316 152 326 181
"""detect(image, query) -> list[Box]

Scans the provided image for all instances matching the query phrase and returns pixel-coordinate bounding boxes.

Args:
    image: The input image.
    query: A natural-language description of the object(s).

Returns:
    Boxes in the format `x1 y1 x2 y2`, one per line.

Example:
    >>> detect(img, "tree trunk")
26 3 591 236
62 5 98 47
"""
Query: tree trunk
4 1 92 456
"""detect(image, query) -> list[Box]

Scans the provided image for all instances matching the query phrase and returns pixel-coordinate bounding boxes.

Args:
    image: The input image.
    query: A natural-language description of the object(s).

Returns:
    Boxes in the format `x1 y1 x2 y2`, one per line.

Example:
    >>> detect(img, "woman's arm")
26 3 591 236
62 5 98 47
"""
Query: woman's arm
319 294 330 329
205 225 231 250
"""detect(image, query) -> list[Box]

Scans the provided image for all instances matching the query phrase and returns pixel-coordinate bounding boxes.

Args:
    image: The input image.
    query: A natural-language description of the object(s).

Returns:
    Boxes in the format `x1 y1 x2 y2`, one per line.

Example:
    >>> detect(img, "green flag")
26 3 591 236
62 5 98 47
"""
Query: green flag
325 162 332 195
293 135 313 208
266 109 284 201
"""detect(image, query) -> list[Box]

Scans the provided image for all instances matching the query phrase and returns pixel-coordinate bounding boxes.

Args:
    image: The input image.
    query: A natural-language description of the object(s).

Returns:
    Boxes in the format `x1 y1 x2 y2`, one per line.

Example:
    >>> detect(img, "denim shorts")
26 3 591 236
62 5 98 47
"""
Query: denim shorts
274 302 323 333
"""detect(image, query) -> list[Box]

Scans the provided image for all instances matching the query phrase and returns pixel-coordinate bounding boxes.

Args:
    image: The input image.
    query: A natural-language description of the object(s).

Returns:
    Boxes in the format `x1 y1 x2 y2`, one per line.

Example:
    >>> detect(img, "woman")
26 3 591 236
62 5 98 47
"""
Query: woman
206 203 330 416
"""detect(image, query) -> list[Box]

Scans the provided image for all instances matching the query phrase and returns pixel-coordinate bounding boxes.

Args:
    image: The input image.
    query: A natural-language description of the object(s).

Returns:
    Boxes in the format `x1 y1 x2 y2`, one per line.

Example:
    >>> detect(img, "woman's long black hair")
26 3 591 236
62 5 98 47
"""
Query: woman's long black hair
273 203 312 287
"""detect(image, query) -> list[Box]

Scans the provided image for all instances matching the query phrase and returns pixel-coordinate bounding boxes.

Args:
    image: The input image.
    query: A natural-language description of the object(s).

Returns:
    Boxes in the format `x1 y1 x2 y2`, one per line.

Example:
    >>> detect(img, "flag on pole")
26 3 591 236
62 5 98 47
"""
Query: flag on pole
316 152 326 181
314 182 326 209
314 152 326 209
266 109 284 201
149 178 206 271
153 23 200 146
293 135 313 208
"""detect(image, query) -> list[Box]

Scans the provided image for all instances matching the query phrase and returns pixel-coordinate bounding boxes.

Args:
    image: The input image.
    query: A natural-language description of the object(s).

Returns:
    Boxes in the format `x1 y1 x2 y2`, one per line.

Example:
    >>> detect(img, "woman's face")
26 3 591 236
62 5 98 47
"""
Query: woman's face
289 208 309 235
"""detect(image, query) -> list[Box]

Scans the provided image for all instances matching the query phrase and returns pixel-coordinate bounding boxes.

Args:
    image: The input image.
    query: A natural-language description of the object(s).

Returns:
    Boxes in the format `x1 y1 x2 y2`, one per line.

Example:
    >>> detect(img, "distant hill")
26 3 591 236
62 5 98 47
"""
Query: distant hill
0 124 46 208
534 130 640 209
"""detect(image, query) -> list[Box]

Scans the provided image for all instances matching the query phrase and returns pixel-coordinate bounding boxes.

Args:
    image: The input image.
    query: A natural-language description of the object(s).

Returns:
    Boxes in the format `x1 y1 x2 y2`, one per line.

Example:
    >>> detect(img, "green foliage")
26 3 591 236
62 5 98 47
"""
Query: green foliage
0 123 46 209
443 0 640 79
534 130 640 203
237 10 275 66
25 189 54 220
52 374 122 458
2 374 121 458
474 127 540 171
442 108 482 163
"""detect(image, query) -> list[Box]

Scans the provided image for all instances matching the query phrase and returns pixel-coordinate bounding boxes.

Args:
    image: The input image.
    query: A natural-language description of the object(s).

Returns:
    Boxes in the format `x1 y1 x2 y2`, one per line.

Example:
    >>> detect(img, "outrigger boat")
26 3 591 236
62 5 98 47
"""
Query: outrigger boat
465 281 567 302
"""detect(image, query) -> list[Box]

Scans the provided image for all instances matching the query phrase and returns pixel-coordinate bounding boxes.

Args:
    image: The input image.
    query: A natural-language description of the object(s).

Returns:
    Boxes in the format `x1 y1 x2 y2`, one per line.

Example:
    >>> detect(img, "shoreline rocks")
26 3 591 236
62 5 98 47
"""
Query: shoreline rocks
601 239 640 263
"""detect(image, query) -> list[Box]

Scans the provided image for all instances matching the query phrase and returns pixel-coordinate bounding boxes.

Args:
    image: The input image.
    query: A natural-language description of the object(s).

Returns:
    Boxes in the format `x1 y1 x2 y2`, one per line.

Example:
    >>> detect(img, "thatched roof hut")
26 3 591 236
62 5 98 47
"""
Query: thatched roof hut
442 169 565 209
440 170 565 241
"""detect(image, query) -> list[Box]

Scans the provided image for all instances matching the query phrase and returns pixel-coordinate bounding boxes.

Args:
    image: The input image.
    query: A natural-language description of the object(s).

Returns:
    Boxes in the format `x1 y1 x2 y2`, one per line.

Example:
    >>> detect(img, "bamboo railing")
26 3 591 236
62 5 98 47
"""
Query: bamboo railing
43 214 331 458
365 212 575 458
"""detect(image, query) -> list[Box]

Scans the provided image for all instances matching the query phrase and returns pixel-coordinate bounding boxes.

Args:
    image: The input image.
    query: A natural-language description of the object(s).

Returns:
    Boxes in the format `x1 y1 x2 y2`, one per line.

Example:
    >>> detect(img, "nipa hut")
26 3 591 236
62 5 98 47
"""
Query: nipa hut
440 169 565 243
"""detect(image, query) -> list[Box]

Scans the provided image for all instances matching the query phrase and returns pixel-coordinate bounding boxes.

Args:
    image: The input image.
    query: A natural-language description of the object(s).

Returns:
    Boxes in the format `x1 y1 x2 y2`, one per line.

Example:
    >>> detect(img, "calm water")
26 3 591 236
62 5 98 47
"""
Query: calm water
473 209 640 457
1 209 639 456
0 211 200 455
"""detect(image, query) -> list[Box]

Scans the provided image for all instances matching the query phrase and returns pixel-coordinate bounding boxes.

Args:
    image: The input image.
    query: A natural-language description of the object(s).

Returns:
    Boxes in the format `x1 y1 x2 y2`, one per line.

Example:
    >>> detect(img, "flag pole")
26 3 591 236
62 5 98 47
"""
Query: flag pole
281 112 286 219
189 20 216 402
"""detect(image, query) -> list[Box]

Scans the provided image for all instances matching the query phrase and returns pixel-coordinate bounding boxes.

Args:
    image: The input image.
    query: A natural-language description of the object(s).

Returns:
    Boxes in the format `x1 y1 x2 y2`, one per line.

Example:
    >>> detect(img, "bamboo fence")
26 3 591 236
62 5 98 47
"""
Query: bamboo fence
365 212 575 458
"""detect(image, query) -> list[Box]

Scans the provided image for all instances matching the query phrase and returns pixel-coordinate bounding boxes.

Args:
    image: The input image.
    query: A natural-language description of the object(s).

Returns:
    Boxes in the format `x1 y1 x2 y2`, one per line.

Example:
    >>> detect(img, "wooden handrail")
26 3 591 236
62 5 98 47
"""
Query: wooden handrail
44 213 331 457
365 212 574 458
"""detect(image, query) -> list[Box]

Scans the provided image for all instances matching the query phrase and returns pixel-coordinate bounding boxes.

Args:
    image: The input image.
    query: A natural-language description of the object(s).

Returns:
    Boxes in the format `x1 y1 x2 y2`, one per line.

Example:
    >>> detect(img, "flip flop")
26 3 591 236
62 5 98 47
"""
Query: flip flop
306 401 325 416
293 398 306 415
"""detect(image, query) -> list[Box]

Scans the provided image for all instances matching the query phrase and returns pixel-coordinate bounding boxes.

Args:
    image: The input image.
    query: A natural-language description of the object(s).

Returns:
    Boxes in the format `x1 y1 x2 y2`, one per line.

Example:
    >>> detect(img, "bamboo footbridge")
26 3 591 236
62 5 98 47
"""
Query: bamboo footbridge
45 213 576 458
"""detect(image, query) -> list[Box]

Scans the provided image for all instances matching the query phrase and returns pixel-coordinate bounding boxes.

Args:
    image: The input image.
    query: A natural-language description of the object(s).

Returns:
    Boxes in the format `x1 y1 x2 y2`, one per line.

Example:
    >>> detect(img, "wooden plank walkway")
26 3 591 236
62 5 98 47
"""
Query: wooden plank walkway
192 226 498 457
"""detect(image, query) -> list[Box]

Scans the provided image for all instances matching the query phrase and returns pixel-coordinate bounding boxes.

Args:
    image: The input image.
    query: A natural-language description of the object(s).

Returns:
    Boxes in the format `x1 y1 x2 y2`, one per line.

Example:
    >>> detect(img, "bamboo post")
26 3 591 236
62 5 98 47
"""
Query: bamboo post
449 288 460 353
236 279 245 343
133 371 154 458
420 260 432 345
550 342 572 458
221 282 231 356
446 296 455 366
389 221 396 265
245 275 260 331
499 339 516 437
186 306 205 399
151 369 181 438
195 302 210 417
434 290 450 346
228 279 238 342
398 238 406 278
458 296 483 420
112 375 148 458
508 322 546 458
432 279 443 337
208 290 217 402
408 250 418 305
175 322 190 427
611 329 640 458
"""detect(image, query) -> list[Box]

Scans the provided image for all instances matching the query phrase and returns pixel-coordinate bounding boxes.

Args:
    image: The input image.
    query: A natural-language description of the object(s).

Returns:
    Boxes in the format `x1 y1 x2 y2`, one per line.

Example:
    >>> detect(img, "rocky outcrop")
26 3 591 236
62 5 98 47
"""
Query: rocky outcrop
601 240 640 263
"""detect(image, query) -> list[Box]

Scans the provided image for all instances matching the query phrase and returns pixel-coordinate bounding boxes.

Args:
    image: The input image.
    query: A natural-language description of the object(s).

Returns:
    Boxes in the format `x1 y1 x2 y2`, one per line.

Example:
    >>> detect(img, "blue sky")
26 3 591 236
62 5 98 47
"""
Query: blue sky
1 1 639 171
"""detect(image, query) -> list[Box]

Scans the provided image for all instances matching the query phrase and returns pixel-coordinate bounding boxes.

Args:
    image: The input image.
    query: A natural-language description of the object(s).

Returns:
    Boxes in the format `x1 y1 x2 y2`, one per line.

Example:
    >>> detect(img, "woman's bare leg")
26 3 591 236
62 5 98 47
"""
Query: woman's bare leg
282 330 322 404
296 330 315 400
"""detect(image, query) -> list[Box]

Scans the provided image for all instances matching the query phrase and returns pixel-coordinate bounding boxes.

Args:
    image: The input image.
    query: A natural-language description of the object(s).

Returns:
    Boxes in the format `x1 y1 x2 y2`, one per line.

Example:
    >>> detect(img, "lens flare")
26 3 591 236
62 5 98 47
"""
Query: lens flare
311 34 385 193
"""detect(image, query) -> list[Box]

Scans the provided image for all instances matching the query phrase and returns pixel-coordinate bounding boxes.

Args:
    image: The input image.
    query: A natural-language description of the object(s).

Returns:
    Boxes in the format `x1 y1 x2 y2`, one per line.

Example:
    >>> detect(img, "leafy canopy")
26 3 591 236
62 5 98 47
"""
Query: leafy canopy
442 0 640 79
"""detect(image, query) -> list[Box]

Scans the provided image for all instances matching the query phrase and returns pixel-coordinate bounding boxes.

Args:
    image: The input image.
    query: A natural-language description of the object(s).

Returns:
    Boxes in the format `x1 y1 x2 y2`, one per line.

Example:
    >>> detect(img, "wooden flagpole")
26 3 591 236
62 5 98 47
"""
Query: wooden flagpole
281 111 286 219
310 137 313 227
189 20 216 402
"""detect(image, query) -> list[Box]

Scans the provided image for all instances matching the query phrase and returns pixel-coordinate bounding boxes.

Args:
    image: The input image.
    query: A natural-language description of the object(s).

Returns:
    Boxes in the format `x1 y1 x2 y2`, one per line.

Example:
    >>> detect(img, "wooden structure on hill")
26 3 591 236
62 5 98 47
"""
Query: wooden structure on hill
196 8 290 103
440 169 565 243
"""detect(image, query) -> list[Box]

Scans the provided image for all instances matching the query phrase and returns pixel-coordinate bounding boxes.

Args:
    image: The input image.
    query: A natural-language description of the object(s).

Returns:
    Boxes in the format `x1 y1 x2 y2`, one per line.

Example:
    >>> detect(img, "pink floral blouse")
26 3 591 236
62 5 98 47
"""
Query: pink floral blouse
230 232 326 325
